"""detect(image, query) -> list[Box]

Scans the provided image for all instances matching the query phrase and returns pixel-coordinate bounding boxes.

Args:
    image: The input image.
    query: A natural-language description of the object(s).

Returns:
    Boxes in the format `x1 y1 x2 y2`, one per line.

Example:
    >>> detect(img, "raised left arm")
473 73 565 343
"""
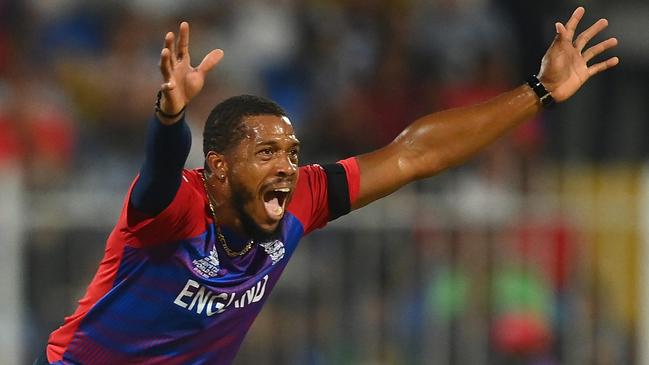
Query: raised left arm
351 7 618 210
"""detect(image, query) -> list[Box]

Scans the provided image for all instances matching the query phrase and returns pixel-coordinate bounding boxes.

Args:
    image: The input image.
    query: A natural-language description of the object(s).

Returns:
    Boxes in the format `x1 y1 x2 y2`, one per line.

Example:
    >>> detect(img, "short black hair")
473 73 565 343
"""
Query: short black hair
203 95 286 156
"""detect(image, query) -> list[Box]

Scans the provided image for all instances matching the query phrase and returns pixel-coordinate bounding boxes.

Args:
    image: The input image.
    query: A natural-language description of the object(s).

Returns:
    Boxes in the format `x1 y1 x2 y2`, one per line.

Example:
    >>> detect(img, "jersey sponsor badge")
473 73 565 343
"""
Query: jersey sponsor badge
260 240 285 265
192 248 220 278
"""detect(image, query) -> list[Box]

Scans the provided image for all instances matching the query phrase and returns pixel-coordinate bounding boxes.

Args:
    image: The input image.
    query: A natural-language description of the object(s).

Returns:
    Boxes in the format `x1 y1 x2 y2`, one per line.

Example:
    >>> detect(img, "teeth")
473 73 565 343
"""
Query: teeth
274 188 290 193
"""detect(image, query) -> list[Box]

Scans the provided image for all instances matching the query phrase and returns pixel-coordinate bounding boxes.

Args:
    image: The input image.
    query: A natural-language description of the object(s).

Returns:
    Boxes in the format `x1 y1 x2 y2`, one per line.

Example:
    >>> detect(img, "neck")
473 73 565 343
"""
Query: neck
219 225 253 248
203 171 246 237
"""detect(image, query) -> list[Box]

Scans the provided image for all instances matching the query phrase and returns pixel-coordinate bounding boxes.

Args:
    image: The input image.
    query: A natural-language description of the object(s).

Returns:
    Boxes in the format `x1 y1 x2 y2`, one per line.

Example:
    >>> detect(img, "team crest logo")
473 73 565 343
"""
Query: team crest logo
192 248 220 278
260 240 285 265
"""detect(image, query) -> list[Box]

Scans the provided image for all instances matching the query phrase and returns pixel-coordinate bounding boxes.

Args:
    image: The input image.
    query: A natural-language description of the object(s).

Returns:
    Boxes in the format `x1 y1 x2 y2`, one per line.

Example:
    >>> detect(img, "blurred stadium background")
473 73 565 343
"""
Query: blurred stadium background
1 0 648 364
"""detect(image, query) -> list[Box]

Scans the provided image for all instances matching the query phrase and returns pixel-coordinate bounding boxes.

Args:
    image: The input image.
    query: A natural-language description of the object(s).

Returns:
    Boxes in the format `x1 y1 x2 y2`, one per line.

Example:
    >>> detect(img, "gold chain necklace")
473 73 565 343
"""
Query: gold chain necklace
201 171 253 257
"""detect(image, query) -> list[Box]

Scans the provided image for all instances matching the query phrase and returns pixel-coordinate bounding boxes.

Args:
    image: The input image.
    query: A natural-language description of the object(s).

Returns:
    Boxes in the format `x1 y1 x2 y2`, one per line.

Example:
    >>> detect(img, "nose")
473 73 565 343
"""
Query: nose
276 152 297 177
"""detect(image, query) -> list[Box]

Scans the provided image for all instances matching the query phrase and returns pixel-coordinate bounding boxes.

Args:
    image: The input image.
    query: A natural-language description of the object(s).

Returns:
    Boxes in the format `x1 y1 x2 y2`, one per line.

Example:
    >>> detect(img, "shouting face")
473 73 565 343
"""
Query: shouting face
224 114 300 238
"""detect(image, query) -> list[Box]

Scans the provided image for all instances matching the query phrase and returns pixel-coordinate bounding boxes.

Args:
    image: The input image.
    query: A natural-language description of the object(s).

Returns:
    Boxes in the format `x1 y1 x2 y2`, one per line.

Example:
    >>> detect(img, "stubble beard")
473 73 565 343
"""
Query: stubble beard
230 179 280 242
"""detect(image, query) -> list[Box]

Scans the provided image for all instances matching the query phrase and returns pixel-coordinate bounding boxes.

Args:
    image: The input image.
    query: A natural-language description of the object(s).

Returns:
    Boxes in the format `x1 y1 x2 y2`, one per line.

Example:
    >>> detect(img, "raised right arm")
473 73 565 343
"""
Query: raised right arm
129 22 223 215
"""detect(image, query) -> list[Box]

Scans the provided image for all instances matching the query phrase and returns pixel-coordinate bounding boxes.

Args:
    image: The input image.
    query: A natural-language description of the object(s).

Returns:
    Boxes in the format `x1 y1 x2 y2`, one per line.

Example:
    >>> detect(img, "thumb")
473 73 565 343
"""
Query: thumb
555 22 570 41
197 49 224 76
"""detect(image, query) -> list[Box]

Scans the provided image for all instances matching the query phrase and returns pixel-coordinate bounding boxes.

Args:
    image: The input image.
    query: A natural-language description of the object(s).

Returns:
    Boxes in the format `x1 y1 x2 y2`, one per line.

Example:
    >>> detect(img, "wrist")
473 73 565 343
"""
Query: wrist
526 75 555 109
155 90 187 124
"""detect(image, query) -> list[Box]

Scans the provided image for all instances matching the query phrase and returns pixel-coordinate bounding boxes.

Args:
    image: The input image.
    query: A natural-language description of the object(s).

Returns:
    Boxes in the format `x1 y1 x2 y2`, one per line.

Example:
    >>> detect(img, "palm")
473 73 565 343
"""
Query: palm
167 59 205 106
184 68 206 101
537 7 618 102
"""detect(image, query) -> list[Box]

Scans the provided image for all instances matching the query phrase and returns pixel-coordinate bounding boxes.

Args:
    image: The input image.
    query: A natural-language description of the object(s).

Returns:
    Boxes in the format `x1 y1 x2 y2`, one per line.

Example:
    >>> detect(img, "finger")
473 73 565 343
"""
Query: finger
574 18 608 52
583 37 618 63
197 49 225 75
159 49 176 91
564 7 585 40
555 22 569 42
177 22 190 61
165 32 176 67
588 56 619 76
159 48 172 82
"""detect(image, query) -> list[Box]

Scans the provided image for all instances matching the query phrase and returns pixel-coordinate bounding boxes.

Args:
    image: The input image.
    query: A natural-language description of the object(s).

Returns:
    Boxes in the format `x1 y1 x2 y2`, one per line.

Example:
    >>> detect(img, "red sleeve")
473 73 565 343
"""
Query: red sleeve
339 157 360 204
287 157 360 235
118 169 207 247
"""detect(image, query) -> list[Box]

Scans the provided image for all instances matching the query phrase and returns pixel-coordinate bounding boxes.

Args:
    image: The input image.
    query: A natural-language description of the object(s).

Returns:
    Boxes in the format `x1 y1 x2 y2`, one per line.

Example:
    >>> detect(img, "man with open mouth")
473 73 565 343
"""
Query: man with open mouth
37 7 618 365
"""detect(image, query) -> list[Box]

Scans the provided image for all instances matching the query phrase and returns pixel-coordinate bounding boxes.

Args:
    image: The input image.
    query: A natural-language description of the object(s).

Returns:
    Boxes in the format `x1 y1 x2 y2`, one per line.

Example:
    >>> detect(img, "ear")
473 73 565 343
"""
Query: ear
205 151 227 180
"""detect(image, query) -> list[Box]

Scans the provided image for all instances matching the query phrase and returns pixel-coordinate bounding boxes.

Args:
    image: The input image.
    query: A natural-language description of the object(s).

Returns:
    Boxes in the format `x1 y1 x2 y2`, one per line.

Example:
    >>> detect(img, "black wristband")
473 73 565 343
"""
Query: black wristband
154 90 187 119
526 75 555 109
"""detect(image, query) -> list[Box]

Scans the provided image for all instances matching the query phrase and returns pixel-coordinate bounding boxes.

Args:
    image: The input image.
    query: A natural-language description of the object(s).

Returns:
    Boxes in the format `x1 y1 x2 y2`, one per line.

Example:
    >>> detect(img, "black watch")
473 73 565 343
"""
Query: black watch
526 75 555 109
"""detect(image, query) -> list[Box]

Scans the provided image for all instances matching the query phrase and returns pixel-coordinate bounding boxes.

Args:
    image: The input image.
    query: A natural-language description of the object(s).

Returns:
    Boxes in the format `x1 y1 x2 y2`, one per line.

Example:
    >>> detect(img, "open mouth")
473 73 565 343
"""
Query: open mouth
263 187 291 220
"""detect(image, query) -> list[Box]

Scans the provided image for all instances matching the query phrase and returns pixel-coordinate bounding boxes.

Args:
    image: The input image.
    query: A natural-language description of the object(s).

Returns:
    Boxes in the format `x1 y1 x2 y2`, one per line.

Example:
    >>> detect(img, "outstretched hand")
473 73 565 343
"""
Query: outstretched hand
158 22 224 121
537 7 619 102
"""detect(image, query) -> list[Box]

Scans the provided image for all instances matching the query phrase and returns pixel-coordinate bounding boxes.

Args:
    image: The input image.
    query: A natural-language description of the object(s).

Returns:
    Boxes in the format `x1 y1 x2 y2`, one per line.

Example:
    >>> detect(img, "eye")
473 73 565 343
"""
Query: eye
257 147 274 159
288 147 299 162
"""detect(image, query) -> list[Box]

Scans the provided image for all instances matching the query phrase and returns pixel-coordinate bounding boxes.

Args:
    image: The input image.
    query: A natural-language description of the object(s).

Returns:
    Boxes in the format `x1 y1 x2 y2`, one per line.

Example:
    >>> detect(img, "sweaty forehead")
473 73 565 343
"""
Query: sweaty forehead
243 115 296 140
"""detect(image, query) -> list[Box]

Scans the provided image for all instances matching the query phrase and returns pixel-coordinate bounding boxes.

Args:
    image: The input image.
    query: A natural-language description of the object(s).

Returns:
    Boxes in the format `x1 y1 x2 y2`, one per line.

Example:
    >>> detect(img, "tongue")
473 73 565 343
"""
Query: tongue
264 197 284 219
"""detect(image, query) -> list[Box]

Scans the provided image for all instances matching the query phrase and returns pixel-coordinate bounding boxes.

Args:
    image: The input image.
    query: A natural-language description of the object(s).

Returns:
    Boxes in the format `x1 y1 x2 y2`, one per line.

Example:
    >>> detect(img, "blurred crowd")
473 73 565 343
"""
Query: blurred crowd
2 0 648 191
0 0 589 190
